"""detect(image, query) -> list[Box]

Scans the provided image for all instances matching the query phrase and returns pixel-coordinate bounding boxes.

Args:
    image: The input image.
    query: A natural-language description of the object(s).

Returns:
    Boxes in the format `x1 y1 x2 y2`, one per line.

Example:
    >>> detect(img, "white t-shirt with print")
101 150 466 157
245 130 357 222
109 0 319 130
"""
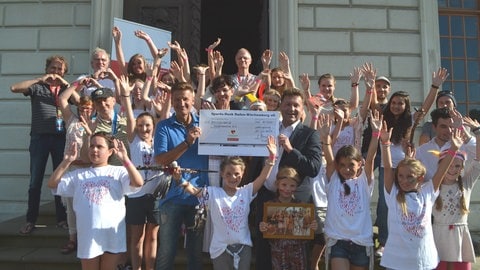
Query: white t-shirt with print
324 170 374 246
380 182 439 270
54 165 138 259
206 183 255 259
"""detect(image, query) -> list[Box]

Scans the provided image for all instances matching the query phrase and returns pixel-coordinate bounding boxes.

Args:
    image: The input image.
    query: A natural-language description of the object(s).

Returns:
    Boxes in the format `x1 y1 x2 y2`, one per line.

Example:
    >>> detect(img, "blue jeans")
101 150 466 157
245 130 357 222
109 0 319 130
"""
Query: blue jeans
27 134 66 223
155 201 204 270
375 167 388 246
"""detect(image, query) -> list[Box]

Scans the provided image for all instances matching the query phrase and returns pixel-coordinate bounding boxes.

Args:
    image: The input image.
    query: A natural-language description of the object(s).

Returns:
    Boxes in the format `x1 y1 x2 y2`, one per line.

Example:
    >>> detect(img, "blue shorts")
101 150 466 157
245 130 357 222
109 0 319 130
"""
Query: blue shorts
330 240 369 267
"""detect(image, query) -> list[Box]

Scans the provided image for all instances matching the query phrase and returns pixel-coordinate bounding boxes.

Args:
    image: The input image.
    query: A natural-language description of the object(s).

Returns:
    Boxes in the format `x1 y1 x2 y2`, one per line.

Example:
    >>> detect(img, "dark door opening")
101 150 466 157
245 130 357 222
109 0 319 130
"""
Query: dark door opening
200 0 269 75
123 0 268 75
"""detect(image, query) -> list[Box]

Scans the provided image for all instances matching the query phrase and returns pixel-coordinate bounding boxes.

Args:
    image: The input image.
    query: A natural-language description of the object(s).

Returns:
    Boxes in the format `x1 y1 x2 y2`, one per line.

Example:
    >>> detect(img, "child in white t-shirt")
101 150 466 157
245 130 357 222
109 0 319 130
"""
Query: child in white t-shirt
379 122 462 270
47 132 144 270
320 111 381 270
176 135 276 270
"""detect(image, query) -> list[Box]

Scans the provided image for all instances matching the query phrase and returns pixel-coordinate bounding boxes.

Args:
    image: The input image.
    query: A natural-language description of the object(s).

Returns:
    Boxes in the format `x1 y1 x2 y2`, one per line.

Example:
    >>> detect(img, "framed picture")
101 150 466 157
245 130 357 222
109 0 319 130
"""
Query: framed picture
262 202 315 240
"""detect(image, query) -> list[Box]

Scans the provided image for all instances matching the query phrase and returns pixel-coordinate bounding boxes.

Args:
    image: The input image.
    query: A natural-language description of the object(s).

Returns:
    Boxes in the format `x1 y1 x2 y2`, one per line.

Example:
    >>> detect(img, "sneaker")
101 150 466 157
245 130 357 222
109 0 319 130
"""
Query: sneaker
19 222 35 235
375 246 384 257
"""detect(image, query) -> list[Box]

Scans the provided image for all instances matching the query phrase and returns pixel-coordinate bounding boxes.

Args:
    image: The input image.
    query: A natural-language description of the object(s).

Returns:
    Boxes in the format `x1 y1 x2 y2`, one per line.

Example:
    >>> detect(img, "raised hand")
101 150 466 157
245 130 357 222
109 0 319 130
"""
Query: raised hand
261 49 272 68
432 67 449 87
451 128 463 149
450 109 464 129
350 66 363 85
369 110 383 132
193 65 209 75
207 37 221 51
380 120 392 144
318 114 332 140
157 48 169 58
134 30 151 41
64 142 78 163
113 139 129 161
213 51 224 70
361 62 376 89
463 116 480 129
112 26 122 43
118 75 132 96
279 51 290 72
299 73 310 91
266 135 277 158
167 41 182 52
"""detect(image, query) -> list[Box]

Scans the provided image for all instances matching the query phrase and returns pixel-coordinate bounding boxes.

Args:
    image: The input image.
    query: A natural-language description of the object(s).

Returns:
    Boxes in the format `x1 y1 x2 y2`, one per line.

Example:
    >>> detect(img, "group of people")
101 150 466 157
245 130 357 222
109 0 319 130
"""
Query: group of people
9 26 480 270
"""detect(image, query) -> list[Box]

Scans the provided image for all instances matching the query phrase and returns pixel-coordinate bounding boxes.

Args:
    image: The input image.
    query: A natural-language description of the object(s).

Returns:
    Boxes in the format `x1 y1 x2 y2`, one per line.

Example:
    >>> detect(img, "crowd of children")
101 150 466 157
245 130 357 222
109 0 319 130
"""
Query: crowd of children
11 24 480 270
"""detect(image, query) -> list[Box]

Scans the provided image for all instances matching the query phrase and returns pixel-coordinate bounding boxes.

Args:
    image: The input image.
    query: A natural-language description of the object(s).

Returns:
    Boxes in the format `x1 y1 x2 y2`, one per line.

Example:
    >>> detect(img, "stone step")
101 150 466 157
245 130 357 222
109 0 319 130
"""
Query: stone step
0 201 215 270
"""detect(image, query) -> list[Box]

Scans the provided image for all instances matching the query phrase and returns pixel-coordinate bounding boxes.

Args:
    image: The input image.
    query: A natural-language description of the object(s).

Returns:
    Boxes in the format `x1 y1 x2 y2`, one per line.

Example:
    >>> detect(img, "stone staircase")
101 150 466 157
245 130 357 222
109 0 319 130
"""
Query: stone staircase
4 202 480 270
0 201 214 270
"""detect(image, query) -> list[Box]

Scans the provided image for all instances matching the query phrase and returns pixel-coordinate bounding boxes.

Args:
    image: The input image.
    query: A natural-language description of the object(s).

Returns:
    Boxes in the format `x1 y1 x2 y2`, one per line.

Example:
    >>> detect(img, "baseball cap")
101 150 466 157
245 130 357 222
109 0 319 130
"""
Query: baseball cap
375 76 391 85
91 88 114 100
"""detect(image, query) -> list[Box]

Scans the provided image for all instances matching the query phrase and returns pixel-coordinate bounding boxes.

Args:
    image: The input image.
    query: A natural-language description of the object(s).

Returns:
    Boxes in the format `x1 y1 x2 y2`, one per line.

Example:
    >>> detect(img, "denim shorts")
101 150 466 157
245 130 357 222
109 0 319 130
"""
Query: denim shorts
330 240 369 267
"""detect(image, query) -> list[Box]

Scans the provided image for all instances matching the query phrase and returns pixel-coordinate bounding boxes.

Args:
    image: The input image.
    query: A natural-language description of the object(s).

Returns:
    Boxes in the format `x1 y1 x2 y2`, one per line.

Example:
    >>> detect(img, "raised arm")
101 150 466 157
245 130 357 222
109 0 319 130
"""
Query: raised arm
319 114 335 180
134 30 159 59
48 142 77 189
365 111 382 183
213 51 224 78
380 120 394 193
114 139 144 187
11 73 68 94
330 108 344 147
419 68 449 115
206 38 221 80
58 84 79 122
432 129 462 191
112 26 127 75
299 73 312 101
252 136 277 194
359 63 376 121
464 116 480 160
193 65 209 111
279 52 295 88
349 66 362 110
118 75 135 142
261 49 272 71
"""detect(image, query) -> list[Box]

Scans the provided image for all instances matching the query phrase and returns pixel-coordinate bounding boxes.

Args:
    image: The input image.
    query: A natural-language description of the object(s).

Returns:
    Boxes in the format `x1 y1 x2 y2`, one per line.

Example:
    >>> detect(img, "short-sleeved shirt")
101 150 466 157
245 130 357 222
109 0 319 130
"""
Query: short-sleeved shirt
381 182 439 270
25 82 67 135
54 165 138 259
154 113 209 206
324 170 374 246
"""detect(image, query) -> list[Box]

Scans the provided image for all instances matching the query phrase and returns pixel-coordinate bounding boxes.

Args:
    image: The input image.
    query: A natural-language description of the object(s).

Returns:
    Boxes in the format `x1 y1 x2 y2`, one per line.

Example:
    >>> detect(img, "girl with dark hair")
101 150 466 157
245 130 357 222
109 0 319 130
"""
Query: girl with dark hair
47 132 143 270
320 111 382 270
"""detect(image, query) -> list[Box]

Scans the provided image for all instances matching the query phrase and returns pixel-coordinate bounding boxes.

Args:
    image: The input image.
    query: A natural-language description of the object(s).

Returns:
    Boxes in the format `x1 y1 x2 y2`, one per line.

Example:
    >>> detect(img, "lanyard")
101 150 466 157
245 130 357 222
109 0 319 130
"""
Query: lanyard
111 111 118 135
50 85 61 116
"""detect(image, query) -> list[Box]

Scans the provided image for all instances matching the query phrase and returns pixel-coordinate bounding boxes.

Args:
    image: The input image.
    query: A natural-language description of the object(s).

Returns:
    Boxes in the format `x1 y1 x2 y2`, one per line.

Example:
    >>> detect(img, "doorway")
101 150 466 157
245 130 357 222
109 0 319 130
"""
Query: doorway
200 0 269 75
123 0 269 75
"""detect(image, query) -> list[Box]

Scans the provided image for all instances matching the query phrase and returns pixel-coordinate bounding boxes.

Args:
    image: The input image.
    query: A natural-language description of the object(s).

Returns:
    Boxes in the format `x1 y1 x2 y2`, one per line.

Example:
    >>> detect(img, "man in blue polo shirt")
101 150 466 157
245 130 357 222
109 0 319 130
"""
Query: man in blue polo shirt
154 81 208 270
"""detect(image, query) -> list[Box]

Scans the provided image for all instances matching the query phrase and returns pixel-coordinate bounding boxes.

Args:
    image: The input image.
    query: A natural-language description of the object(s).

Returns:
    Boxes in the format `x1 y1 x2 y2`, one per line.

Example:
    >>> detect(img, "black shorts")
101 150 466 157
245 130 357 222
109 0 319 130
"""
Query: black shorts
125 194 159 225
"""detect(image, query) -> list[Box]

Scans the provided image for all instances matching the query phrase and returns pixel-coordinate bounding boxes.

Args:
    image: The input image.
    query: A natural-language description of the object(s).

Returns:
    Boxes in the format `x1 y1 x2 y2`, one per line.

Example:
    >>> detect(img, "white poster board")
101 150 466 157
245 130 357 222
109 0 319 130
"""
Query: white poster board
111 17 171 72
199 110 280 156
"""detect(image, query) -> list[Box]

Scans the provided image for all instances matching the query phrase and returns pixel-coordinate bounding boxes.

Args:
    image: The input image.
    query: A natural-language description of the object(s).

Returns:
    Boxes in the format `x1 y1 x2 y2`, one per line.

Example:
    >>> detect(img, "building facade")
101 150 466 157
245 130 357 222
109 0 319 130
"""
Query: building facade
1 0 479 228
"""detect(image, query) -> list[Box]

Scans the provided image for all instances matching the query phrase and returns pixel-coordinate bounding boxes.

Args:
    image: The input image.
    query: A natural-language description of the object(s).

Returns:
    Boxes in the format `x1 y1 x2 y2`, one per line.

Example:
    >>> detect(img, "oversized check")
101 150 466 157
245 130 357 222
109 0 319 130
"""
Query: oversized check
199 110 280 156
